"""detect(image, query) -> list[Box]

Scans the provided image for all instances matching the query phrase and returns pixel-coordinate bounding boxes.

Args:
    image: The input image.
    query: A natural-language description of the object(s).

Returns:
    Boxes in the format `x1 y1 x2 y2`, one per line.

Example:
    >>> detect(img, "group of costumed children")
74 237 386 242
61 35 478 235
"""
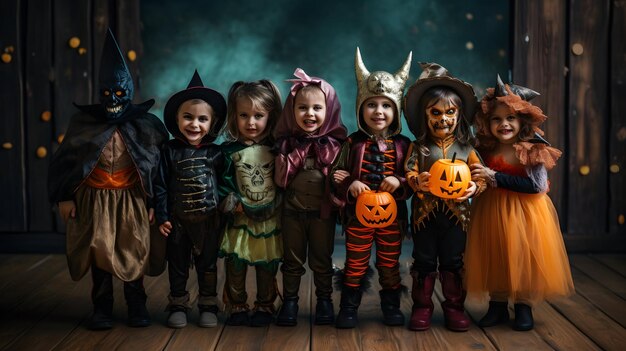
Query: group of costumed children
48 29 575 333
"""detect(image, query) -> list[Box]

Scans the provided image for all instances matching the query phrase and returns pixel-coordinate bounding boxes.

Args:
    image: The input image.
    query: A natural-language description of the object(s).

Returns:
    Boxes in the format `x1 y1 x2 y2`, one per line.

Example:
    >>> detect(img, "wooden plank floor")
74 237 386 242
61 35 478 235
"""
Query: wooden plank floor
0 247 624 350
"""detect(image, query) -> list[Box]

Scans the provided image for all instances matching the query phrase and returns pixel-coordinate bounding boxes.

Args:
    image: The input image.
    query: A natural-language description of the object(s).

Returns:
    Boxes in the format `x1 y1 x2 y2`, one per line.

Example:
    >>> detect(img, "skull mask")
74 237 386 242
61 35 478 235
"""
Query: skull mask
233 145 275 206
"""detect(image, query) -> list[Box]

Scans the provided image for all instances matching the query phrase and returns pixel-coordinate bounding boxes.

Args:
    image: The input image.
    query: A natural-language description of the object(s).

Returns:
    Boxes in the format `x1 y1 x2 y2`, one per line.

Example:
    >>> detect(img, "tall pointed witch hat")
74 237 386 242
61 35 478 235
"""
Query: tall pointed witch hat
99 27 134 99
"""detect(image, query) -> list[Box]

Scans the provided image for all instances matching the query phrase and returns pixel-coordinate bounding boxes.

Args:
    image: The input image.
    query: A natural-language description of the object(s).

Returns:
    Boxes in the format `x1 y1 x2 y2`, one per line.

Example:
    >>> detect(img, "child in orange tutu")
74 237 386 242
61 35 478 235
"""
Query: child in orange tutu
465 76 574 331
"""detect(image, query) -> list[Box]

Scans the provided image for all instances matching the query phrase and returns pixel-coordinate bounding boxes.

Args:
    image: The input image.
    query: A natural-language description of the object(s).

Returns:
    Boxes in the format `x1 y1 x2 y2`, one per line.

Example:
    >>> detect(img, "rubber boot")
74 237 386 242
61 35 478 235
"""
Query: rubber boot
125 277 151 328
409 272 436 331
276 296 299 326
513 303 534 331
440 271 470 332
335 286 362 329
380 288 404 326
90 267 113 330
478 300 509 327
314 298 334 325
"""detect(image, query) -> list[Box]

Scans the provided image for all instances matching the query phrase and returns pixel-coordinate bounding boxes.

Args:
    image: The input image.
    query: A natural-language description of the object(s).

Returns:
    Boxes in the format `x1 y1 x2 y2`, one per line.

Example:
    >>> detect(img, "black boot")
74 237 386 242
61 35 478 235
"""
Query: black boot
478 301 509 327
89 302 113 330
335 287 362 329
90 266 114 330
513 303 533 331
124 278 151 327
314 298 334 325
276 296 299 326
380 288 404 326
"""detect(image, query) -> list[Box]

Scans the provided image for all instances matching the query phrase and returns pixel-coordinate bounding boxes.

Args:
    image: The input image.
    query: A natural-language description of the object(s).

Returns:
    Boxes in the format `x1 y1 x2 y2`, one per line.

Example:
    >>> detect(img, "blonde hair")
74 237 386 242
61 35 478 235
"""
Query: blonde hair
223 80 282 143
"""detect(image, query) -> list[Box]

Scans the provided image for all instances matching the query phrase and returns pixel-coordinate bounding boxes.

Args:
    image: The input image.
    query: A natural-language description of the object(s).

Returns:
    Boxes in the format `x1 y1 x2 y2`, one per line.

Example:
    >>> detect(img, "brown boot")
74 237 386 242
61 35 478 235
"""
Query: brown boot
409 272 436 331
440 271 470 332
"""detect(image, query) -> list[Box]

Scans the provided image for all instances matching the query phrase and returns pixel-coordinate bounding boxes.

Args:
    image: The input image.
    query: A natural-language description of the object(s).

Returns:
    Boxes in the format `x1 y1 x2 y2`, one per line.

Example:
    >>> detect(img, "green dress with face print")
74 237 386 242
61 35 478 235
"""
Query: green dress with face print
218 141 282 264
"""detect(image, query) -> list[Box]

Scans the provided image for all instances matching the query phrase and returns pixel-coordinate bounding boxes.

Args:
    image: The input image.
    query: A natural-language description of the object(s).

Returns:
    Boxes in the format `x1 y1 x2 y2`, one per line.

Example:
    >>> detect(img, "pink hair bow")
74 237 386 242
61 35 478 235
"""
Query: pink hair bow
287 68 321 96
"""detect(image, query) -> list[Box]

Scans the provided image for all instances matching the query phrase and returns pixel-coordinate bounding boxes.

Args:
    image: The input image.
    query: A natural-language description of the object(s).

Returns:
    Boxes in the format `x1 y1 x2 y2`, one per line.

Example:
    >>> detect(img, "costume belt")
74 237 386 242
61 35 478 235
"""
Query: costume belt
84 166 138 189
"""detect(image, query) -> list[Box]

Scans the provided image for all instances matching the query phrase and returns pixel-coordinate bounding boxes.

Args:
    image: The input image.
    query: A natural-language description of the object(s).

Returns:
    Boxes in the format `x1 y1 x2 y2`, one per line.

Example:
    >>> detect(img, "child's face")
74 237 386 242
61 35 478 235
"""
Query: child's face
236 97 269 143
176 100 214 145
362 97 395 137
489 103 520 144
425 98 459 139
293 87 326 133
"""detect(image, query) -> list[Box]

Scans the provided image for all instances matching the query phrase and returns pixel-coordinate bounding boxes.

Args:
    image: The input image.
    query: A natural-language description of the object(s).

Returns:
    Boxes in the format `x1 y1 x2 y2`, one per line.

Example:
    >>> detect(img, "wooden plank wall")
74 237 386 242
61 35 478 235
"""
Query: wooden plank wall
511 0 567 219
609 0 626 234
25 0 54 231
0 0 27 232
513 0 626 251
0 0 145 234
567 0 610 234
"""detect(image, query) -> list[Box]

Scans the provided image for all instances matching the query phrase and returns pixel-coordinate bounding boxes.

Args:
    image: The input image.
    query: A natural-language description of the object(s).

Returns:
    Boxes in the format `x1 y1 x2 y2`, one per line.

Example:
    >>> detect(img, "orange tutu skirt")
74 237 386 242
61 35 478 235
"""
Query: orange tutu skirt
464 188 574 305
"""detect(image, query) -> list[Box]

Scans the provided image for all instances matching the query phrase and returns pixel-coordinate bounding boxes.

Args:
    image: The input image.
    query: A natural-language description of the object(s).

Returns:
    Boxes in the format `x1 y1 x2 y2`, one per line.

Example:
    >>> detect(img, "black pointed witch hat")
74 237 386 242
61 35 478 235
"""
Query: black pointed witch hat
99 28 134 98
74 28 154 120
163 70 227 143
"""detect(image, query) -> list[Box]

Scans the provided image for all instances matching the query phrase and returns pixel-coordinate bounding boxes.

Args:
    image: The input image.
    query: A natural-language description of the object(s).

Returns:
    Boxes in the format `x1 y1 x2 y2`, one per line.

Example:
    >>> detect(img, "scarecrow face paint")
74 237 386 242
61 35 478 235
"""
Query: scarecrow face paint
233 145 275 206
426 99 458 139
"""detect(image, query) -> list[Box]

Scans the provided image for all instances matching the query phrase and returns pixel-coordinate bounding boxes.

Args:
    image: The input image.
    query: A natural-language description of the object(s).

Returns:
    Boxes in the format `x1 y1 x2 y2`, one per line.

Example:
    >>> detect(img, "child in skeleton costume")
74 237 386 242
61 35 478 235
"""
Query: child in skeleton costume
465 76 574 331
218 80 283 327
153 70 226 329
273 68 348 326
403 63 484 332
330 48 412 329
47 29 168 330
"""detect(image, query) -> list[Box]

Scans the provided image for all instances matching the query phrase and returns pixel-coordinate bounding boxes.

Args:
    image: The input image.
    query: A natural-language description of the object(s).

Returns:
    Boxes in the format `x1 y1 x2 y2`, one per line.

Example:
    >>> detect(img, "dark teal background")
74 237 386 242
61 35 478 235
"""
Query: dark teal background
141 0 509 137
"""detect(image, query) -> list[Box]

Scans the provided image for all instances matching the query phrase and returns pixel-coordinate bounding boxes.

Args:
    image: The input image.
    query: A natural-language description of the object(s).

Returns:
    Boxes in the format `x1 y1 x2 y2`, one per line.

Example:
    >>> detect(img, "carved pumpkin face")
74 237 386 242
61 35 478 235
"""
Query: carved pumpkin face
429 159 471 199
356 191 397 228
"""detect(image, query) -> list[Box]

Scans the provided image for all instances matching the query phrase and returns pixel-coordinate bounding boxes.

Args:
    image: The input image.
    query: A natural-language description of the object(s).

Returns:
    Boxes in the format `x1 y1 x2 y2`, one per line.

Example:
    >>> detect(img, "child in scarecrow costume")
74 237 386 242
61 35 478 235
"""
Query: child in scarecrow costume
330 48 412 329
403 63 485 332
48 29 168 330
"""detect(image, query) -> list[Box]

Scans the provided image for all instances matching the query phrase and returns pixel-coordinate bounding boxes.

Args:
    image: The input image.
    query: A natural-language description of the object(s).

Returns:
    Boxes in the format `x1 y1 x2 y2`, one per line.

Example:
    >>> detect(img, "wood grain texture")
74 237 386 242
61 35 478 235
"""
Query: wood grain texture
0 0 27 232
0 253 622 350
567 0 610 233
512 0 567 221
24 0 54 231
569 266 626 328
609 0 626 234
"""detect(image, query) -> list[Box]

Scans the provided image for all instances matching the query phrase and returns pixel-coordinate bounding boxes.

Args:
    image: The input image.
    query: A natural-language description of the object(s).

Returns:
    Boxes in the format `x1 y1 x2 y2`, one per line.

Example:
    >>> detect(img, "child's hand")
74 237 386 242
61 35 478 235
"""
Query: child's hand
333 170 350 184
58 201 76 223
456 180 476 202
159 221 172 237
148 208 155 224
471 163 496 185
379 176 400 193
416 172 431 192
348 180 370 198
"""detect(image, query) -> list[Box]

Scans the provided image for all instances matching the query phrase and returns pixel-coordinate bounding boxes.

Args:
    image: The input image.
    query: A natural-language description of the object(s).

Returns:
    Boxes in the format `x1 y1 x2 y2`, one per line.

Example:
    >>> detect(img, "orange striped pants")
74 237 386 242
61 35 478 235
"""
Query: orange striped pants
343 218 402 289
